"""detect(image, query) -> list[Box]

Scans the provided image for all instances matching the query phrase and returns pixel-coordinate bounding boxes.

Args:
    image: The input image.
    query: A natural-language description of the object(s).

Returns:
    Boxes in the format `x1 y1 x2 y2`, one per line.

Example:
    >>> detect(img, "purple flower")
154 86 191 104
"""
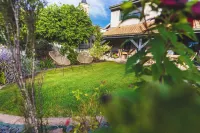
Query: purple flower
191 2 200 19
0 48 11 62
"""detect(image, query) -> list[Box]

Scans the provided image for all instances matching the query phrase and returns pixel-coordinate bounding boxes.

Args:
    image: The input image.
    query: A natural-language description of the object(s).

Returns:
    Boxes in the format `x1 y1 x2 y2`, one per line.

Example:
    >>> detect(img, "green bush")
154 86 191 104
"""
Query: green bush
35 40 53 59
39 58 55 69
67 50 79 65
89 41 111 60
0 71 6 84
89 26 111 60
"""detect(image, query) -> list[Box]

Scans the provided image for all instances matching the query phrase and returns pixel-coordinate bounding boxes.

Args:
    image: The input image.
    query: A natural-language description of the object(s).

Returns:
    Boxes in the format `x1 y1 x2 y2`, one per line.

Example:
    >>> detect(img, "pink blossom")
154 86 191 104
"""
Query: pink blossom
161 0 188 7
191 2 200 19
65 119 70 126
187 18 194 27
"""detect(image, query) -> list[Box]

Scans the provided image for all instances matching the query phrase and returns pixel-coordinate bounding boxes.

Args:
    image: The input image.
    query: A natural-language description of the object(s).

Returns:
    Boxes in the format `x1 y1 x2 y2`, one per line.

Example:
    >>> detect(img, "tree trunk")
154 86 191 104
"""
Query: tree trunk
11 1 39 132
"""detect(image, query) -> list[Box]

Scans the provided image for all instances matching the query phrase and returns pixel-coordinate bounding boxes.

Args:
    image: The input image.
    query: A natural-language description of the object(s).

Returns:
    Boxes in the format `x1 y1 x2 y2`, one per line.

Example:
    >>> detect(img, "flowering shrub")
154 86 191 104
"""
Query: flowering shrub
0 46 40 83
0 47 15 83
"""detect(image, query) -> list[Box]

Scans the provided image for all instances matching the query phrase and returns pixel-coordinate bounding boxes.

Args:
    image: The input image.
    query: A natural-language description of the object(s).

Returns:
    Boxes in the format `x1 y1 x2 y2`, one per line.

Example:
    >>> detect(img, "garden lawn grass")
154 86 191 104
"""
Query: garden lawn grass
0 62 139 117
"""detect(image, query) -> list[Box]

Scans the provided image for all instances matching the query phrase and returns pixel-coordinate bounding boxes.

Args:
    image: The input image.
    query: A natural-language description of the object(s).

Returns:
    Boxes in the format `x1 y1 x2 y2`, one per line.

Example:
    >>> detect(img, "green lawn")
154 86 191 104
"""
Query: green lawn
0 62 138 117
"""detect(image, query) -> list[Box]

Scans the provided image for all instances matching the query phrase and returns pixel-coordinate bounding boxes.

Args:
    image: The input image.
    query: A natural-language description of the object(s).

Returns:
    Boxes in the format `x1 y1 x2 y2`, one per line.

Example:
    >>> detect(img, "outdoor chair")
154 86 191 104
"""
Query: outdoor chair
77 52 93 69
49 51 71 75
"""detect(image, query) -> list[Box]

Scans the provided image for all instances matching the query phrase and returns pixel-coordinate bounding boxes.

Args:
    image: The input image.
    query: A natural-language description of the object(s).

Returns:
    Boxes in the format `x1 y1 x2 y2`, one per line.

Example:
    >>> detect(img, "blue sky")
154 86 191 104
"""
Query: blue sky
47 0 123 28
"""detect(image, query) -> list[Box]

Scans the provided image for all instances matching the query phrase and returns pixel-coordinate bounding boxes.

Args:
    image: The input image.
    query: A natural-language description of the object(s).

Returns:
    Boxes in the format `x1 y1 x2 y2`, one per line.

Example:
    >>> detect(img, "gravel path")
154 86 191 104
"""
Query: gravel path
0 113 104 125
0 114 71 126
0 114 105 132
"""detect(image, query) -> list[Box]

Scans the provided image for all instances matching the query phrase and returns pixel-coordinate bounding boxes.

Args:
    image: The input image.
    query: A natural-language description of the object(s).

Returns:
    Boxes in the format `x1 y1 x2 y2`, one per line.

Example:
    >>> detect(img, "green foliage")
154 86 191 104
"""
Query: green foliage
21 56 40 75
39 58 55 69
98 1 200 133
0 13 6 44
35 40 53 59
36 4 93 50
67 49 79 65
89 41 111 60
71 82 112 132
112 53 119 59
99 83 200 133
123 0 200 86
0 71 5 85
89 26 111 60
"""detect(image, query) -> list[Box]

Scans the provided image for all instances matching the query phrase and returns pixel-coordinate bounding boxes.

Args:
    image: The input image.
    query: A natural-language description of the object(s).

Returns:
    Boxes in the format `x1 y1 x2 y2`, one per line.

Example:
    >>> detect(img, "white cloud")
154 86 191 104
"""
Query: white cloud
47 0 123 18
88 0 107 18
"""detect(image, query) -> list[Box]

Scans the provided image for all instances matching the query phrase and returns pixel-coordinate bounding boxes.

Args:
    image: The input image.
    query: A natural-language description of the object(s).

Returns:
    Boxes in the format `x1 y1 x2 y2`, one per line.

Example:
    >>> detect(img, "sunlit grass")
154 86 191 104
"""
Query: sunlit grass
0 62 137 117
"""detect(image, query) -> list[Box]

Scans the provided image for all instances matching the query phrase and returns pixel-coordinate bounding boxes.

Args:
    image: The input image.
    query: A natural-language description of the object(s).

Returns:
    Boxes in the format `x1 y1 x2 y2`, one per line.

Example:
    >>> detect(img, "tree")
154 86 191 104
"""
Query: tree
36 4 94 53
0 0 46 132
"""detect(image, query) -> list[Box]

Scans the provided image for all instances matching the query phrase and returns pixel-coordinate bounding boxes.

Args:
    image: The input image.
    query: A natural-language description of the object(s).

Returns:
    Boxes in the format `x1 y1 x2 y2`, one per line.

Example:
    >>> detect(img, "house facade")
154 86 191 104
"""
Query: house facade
103 0 200 59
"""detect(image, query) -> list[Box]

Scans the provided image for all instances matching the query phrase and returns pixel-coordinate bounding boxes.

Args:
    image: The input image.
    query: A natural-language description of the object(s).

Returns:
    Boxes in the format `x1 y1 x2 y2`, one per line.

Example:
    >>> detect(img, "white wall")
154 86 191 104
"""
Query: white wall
110 3 161 27
119 19 140 26
110 10 121 27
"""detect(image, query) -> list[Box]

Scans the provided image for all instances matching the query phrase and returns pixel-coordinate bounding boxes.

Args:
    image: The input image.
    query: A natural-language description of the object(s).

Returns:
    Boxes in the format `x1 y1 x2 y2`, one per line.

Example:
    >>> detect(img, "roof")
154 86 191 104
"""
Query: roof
103 20 200 38
81 0 87 4
103 22 152 37
103 23 111 30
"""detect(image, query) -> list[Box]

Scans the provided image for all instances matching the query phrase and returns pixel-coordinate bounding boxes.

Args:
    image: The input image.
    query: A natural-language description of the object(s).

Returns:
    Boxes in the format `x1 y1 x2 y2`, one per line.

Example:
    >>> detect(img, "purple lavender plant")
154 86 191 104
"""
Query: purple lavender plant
0 46 15 83
0 47 11 62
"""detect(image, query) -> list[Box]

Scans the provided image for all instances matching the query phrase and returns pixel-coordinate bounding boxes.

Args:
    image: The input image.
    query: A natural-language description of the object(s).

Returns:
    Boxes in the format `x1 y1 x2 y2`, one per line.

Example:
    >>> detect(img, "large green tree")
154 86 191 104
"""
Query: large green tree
36 4 94 52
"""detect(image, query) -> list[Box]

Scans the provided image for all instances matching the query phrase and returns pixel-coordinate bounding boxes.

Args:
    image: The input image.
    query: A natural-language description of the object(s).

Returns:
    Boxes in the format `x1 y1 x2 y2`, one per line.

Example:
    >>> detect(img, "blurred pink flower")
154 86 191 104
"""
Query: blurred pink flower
161 0 188 7
191 2 200 19
65 119 70 126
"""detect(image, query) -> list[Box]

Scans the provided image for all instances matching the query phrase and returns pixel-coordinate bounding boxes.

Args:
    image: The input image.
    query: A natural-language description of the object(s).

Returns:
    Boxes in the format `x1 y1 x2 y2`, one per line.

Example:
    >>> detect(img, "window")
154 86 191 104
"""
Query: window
120 10 141 20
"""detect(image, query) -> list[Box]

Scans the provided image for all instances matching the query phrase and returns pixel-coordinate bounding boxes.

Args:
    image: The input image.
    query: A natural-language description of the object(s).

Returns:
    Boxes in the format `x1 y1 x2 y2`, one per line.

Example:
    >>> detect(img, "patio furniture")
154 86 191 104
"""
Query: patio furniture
121 52 128 60
49 51 71 74
167 54 180 61
144 53 180 66
128 49 137 56
177 52 197 71
143 52 197 70
77 52 93 67
119 49 137 58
